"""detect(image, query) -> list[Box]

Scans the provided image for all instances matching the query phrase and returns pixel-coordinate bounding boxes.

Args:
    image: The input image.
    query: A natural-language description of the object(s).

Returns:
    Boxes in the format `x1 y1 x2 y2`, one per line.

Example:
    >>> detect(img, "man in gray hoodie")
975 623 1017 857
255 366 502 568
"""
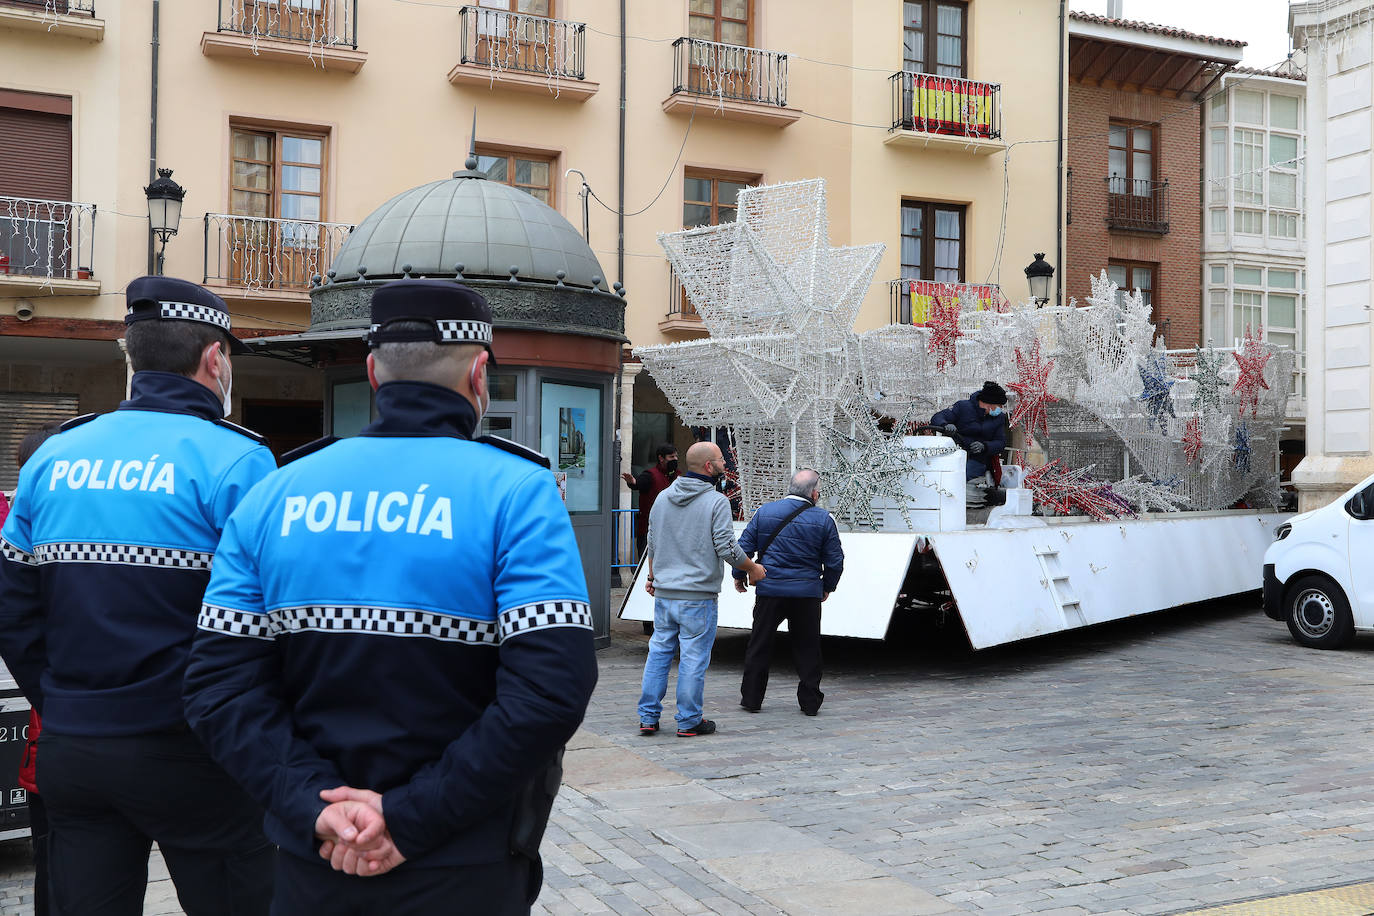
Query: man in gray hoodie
637 441 765 737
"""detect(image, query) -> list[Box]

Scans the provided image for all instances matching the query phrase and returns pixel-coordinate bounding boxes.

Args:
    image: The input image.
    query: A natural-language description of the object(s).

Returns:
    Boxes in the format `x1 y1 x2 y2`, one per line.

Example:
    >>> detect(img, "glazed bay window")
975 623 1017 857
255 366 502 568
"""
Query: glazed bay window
474 148 553 203
205 126 350 291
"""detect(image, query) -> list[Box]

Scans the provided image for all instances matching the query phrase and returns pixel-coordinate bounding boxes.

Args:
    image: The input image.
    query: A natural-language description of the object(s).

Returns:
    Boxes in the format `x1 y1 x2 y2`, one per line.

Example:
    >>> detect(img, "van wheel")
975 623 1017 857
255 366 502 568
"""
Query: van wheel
1285 575 1355 649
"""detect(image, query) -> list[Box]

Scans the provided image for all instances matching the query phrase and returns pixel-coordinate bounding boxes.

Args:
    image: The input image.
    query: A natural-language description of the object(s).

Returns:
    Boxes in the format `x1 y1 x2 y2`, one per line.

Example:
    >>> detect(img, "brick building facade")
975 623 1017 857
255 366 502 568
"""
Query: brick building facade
1065 12 1244 348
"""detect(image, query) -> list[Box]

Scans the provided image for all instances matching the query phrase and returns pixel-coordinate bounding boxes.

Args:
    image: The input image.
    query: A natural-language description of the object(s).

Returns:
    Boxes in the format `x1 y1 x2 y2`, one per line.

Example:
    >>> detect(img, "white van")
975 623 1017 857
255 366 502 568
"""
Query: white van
1263 474 1374 648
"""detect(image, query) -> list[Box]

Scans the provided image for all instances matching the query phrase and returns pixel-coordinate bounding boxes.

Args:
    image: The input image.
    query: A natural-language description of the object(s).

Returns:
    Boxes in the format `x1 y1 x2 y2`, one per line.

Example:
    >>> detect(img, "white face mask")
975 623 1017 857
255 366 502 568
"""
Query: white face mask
216 350 233 418
469 360 489 425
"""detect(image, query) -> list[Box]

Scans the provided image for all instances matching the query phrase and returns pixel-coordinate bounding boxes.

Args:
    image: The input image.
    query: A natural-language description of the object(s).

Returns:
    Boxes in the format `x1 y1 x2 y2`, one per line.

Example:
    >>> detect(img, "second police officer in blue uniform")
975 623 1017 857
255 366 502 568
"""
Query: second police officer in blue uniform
184 279 600 915
0 277 277 914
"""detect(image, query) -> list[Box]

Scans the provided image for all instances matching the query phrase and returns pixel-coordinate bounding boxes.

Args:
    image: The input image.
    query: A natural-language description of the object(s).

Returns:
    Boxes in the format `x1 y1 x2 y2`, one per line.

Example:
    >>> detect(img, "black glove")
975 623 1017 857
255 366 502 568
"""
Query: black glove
943 424 958 434
967 440 986 455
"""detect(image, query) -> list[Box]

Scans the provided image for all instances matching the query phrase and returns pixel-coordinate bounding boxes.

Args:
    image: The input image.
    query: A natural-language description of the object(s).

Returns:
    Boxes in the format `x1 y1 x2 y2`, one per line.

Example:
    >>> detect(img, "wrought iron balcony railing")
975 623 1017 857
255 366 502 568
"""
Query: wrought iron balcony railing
204 213 352 292
0 196 97 282
671 36 788 108
1105 177 1170 234
457 5 585 80
667 265 701 321
216 0 357 48
888 278 1006 325
2 0 95 15
890 71 1001 139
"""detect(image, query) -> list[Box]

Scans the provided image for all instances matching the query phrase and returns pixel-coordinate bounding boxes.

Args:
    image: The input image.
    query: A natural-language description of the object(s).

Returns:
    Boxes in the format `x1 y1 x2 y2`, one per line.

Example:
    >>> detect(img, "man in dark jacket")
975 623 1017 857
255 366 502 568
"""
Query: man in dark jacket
622 443 678 559
733 469 844 716
931 380 1009 482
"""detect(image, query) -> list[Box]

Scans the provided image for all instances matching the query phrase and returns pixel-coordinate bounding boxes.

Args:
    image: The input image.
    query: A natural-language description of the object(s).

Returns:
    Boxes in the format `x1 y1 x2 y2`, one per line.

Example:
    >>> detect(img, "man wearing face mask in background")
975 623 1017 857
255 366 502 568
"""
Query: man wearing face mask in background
930 381 1009 506
622 443 678 561
0 276 277 914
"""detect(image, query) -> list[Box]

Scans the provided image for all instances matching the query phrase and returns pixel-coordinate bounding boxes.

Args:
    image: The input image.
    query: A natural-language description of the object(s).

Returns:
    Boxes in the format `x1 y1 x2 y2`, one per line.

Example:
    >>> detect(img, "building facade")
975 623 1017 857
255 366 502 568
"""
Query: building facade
0 0 1062 502
1290 0 1374 510
1064 11 1243 350
1202 64 1308 479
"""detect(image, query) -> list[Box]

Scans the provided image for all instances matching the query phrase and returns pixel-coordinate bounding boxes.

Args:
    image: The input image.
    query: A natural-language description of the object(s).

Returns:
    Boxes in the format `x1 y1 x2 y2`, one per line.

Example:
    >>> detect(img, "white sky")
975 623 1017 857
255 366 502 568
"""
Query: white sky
1069 0 1296 70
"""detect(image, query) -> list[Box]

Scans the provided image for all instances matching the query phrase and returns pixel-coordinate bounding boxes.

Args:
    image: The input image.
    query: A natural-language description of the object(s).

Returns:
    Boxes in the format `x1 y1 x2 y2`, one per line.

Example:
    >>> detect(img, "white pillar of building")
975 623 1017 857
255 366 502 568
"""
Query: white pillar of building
1291 1 1374 509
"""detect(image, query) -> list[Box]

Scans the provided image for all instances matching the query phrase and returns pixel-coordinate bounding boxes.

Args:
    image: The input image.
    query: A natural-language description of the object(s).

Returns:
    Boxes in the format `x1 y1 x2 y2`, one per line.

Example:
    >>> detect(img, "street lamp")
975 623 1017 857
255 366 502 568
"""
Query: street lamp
1024 252 1055 306
144 168 186 275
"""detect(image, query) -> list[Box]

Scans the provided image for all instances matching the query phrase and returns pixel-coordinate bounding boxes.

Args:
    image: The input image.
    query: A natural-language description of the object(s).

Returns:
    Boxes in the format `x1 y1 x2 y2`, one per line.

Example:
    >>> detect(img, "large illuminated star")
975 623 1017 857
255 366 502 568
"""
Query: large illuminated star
1232 326 1272 418
1137 353 1177 432
926 296 963 372
1008 340 1057 443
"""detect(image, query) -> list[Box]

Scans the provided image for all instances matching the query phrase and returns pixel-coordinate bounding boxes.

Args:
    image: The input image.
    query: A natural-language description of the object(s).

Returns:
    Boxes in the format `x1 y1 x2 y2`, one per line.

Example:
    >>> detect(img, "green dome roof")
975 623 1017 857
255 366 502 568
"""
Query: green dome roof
330 168 606 289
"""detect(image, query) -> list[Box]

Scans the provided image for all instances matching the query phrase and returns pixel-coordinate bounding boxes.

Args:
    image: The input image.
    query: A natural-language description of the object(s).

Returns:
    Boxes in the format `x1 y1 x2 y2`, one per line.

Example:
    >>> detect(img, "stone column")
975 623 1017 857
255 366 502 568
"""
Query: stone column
1291 1 1374 510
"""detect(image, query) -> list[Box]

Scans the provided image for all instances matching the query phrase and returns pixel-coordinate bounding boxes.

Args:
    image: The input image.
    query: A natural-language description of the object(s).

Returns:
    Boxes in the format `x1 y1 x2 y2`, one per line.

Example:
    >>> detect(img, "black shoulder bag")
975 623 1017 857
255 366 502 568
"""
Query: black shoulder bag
751 500 812 562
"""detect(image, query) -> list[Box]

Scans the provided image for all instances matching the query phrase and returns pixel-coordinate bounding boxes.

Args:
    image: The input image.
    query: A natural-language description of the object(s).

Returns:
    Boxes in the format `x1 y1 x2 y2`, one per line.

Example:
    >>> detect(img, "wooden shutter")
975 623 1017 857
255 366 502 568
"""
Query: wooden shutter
0 107 73 201
0 394 81 492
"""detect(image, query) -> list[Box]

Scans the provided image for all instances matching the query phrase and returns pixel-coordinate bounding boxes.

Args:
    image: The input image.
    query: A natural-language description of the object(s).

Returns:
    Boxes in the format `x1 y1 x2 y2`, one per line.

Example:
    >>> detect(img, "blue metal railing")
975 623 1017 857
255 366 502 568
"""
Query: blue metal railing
612 508 638 570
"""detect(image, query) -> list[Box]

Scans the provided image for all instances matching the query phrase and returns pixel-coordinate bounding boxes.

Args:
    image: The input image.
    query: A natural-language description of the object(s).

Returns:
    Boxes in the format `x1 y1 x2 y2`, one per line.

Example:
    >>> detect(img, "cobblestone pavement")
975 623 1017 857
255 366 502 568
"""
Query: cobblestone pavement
1 598 1372 915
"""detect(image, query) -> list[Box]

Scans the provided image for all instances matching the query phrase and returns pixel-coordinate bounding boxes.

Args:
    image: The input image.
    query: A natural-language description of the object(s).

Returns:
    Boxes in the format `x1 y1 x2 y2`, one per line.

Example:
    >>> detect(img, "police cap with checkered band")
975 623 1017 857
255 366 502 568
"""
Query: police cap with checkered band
124 275 250 354
367 278 497 364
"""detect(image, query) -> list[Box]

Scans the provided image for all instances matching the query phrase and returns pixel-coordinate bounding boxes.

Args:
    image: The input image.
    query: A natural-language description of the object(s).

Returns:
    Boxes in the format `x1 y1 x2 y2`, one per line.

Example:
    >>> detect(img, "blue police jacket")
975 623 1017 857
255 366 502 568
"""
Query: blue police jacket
0 372 276 736
733 497 844 598
183 381 599 869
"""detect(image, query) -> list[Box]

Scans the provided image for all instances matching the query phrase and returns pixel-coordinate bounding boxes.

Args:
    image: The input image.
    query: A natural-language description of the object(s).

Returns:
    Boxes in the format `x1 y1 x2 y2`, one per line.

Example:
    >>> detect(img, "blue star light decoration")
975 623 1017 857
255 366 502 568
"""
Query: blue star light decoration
1138 354 1177 432
1232 422 1252 473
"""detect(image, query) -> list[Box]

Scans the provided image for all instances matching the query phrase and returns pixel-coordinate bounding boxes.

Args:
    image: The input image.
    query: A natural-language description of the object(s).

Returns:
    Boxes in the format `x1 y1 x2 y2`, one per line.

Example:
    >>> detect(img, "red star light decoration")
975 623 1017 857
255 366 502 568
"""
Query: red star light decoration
1008 340 1058 443
1023 460 1131 522
1231 325 1272 418
1182 416 1203 464
926 295 963 372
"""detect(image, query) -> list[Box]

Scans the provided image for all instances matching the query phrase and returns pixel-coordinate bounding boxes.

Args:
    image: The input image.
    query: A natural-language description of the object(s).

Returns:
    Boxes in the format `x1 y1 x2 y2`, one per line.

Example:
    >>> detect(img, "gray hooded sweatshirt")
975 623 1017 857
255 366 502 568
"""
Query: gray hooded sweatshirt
645 475 749 600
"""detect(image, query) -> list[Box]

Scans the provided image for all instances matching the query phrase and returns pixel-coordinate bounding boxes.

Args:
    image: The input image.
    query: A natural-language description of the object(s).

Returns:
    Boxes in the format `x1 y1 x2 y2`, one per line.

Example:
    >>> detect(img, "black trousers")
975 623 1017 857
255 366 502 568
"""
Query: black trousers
37 729 273 916
30 792 49 916
740 595 824 714
271 849 538 916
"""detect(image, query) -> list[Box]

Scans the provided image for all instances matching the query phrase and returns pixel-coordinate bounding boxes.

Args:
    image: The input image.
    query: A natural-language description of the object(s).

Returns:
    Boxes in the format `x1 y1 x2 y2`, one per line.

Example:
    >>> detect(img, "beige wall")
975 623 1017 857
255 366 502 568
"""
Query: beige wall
1 0 1063 347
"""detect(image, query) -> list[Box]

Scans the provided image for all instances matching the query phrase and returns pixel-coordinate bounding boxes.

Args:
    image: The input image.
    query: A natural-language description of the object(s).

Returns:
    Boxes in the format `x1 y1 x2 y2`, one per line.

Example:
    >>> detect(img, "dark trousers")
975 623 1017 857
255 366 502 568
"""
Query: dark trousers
30 792 49 916
37 729 273 916
740 595 824 714
271 848 537 916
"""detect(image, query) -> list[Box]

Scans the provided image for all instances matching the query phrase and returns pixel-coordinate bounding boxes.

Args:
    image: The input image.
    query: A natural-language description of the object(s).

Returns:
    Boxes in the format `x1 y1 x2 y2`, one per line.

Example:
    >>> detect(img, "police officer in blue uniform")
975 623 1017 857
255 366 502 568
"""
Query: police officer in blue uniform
0 276 277 915
184 279 600 915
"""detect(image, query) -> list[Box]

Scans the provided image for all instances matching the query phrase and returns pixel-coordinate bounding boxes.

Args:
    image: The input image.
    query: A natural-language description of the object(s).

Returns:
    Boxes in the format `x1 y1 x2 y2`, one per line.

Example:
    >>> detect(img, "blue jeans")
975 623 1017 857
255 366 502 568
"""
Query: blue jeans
636 597 718 728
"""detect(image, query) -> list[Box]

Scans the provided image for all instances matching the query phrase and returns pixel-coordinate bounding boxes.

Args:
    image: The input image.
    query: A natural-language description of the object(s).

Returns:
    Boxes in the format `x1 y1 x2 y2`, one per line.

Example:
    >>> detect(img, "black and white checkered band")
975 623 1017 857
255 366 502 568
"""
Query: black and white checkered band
31 542 213 570
143 300 232 331
198 601 592 643
198 603 501 644
368 319 492 344
499 601 593 640
0 538 37 566
199 604 274 640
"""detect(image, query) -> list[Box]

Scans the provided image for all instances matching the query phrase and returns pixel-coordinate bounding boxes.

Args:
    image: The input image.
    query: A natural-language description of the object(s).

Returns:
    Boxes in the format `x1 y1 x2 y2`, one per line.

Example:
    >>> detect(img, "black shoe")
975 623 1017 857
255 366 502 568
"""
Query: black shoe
677 718 717 737
740 703 761 713
639 721 659 736
802 709 819 717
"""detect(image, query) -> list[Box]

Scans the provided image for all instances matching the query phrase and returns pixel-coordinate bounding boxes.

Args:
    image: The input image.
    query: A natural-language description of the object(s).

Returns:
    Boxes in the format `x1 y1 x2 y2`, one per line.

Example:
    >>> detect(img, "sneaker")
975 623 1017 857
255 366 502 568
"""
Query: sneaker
676 718 717 737
639 721 659 736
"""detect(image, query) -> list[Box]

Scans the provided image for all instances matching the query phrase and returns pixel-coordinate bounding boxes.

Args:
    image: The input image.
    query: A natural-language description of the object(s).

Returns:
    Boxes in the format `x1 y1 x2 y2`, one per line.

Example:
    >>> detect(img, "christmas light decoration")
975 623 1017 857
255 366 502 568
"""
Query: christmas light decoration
1008 340 1057 443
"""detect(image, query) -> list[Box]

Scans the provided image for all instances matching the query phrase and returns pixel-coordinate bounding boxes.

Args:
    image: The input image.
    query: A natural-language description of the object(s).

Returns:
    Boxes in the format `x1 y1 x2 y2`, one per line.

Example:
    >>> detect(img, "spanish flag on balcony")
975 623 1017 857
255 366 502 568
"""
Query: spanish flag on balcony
909 74 993 138
906 280 1007 325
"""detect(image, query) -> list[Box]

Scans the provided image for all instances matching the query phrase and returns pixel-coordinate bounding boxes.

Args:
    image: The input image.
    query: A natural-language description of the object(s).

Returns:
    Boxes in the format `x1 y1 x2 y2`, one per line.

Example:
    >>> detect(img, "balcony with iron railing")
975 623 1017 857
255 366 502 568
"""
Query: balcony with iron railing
887 278 1006 325
447 5 594 100
1105 177 1170 234
660 265 708 334
663 37 799 127
202 0 366 71
885 71 1003 154
204 213 352 298
0 196 99 295
0 0 102 39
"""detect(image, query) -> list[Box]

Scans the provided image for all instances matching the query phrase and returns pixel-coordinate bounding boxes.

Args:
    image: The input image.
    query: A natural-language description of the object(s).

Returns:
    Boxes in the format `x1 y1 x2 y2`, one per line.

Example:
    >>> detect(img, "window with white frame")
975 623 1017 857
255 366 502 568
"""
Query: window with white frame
1207 86 1303 244
1205 262 1304 396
